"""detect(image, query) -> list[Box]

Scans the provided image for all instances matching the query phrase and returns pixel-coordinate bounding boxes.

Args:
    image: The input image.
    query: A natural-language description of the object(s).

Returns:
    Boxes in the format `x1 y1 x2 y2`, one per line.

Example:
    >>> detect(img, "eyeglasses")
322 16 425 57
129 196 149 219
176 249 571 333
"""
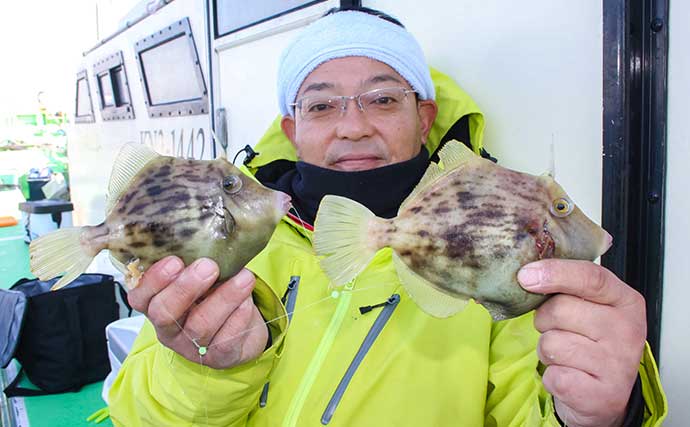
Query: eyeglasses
290 87 417 121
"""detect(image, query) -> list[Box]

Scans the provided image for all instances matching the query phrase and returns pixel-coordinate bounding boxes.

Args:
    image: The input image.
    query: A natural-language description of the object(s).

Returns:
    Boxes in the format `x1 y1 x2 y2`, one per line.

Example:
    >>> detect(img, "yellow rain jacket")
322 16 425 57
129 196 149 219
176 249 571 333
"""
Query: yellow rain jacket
108 69 667 427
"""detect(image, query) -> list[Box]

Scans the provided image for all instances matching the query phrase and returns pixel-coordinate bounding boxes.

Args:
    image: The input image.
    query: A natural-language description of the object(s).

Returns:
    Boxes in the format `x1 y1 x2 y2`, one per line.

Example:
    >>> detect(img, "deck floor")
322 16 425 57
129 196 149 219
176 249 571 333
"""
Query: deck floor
1 222 113 427
0 224 31 290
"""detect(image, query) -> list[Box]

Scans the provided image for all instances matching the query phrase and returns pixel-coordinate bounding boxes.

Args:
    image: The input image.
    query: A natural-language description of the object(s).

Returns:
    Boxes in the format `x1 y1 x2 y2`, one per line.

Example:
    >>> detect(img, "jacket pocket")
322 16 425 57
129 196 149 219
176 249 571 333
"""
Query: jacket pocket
320 294 401 425
260 275 300 408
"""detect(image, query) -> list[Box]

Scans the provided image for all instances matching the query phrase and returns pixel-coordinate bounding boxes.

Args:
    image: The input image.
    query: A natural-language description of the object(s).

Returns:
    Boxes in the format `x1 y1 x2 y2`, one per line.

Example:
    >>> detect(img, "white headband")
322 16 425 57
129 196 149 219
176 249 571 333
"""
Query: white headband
277 10 435 117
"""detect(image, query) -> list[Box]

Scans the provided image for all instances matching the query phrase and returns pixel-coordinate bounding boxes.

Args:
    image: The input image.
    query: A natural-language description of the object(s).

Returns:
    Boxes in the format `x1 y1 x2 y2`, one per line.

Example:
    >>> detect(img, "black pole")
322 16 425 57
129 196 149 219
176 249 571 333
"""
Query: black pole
339 0 362 7
601 0 668 358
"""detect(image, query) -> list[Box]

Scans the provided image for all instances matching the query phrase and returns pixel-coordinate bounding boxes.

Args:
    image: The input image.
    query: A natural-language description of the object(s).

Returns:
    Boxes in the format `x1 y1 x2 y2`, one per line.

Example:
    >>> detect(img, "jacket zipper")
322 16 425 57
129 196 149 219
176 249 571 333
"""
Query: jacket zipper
282 276 300 322
260 276 300 408
282 281 355 427
320 294 401 425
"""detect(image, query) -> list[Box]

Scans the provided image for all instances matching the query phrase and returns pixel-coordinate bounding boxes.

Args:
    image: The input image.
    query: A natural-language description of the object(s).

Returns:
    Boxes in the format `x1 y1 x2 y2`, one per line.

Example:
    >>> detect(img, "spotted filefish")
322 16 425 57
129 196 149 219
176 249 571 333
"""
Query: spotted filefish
313 140 611 320
30 143 291 290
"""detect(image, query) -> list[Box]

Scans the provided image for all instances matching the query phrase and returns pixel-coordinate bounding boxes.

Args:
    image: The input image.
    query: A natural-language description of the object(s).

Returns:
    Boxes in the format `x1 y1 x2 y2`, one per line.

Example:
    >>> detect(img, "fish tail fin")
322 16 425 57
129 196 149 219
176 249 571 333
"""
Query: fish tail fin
313 195 381 286
29 227 96 291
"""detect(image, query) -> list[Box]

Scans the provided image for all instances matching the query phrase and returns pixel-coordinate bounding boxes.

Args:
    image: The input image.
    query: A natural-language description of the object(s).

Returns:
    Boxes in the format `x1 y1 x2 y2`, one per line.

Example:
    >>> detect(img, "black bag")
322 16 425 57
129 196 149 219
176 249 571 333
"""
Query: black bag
0 274 120 396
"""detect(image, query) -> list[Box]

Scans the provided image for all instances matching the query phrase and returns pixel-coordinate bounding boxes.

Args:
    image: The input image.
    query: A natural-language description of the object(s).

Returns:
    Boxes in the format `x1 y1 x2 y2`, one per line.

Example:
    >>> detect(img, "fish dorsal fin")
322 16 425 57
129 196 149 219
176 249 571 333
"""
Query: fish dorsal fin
539 143 556 180
548 134 556 179
437 139 480 170
392 253 469 318
106 143 159 215
399 140 479 212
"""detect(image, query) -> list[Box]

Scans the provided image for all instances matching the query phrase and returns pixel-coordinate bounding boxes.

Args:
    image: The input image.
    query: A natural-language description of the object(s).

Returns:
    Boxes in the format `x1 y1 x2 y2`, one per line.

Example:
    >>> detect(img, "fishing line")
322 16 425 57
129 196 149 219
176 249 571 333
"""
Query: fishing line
156 298 202 350
152 202 380 425
209 127 246 165
288 204 309 231
156 280 388 352
152 295 211 425
561 405 571 427
198 352 210 426
137 198 310 424
153 285 388 366
183 285 380 357
151 206 308 353
232 148 244 165
157 281 386 426
195 282 387 351
208 291 332 350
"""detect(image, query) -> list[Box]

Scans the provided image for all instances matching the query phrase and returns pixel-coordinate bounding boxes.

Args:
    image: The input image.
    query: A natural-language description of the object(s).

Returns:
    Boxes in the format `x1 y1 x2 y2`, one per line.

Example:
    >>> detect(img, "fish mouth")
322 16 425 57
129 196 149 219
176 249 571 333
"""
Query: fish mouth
601 230 613 255
536 229 555 259
532 221 556 259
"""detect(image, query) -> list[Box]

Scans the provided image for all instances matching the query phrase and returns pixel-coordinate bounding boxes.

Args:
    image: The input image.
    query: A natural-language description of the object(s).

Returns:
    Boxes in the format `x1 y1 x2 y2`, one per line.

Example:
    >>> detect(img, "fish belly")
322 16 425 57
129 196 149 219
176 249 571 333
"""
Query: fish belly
390 210 548 319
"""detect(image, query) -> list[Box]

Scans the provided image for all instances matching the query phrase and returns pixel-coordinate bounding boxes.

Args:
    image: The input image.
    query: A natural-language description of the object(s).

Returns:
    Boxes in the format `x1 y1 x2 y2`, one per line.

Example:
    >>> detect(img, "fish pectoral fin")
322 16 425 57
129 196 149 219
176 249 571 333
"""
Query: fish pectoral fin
392 253 469 318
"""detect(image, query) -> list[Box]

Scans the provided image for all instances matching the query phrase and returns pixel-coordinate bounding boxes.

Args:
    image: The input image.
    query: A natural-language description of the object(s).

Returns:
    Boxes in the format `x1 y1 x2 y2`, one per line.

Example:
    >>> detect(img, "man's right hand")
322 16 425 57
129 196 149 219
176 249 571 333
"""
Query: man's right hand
128 256 269 369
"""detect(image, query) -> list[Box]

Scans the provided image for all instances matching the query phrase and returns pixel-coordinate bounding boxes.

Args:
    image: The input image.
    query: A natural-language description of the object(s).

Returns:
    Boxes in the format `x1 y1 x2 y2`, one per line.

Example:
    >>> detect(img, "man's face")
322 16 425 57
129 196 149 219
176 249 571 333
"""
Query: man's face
281 57 437 171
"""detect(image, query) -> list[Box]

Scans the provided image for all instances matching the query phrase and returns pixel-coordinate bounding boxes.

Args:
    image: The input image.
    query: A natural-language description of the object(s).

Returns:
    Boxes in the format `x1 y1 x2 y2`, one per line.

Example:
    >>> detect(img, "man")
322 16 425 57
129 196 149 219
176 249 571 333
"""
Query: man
109 7 666 426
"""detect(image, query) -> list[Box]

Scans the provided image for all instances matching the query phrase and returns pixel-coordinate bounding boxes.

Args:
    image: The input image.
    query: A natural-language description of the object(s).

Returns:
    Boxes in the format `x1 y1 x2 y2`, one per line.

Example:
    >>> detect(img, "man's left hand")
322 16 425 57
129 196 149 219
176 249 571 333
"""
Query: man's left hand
518 259 646 427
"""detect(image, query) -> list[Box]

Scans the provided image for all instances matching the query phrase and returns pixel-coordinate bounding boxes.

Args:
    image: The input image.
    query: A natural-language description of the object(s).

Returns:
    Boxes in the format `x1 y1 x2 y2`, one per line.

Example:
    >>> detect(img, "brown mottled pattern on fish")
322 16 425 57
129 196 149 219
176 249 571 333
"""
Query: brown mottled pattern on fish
29 144 291 291
107 157 282 277
381 167 548 299
366 150 609 320
82 155 290 283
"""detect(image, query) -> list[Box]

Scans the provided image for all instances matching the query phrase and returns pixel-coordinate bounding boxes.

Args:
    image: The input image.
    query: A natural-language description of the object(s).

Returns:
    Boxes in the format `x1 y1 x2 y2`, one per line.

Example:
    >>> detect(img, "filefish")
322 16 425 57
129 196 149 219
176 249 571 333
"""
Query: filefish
30 143 291 290
313 140 612 320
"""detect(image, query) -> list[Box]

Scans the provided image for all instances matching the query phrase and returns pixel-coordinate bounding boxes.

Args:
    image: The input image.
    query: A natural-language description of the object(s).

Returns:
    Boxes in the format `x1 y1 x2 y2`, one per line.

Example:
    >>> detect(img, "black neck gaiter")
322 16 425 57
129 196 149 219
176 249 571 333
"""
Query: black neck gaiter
265 148 430 225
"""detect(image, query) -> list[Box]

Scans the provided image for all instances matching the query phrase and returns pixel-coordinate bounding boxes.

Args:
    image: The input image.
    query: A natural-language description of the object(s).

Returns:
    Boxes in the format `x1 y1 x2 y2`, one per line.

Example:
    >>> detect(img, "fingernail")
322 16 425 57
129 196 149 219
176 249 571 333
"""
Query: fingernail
518 266 542 288
235 269 255 290
192 258 217 280
162 257 183 276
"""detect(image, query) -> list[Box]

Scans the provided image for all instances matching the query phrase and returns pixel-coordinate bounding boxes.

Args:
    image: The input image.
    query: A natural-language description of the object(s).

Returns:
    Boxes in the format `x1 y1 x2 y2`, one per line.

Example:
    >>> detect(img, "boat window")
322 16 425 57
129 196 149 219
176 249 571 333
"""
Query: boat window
111 66 130 105
98 73 115 107
215 0 327 37
93 51 135 121
134 17 208 118
74 70 95 123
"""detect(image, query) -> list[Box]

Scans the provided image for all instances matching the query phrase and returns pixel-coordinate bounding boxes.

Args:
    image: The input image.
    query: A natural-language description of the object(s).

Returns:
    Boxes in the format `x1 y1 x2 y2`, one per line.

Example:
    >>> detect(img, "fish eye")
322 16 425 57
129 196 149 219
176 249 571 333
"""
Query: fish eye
550 198 573 217
222 175 242 194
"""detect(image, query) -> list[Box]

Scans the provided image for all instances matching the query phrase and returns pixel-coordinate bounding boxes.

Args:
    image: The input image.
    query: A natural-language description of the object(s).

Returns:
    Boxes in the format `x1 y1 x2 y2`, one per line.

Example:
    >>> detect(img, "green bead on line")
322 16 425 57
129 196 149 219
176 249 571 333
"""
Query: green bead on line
198 346 207 356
